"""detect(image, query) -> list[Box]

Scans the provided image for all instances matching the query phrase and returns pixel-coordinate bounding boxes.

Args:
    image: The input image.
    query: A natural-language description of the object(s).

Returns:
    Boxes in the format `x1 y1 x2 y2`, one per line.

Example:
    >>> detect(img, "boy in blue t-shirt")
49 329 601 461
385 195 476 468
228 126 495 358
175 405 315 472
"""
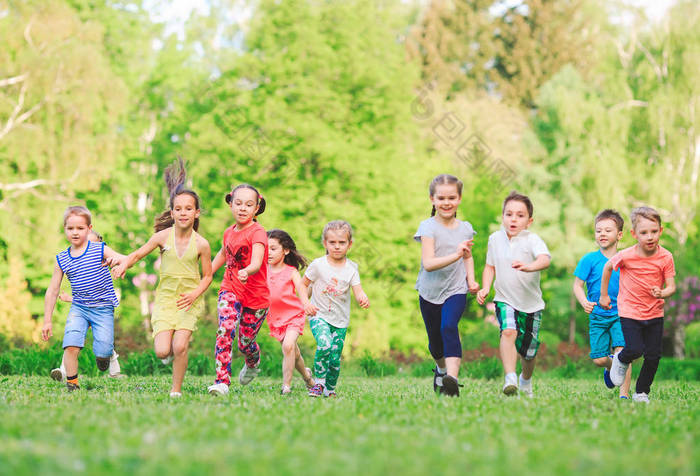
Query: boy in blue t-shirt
573 209 632 398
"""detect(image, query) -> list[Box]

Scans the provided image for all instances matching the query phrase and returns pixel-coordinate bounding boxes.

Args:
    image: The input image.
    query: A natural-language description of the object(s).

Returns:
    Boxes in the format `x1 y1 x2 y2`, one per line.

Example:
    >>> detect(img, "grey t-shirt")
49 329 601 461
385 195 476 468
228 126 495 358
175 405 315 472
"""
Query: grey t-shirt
414 217 476 304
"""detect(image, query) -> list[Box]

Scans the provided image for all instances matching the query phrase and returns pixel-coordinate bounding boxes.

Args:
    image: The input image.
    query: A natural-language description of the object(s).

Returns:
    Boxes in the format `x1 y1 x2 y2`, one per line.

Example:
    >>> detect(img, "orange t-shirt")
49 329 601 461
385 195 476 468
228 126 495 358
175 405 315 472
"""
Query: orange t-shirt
220 222 270 309
609 245 675 320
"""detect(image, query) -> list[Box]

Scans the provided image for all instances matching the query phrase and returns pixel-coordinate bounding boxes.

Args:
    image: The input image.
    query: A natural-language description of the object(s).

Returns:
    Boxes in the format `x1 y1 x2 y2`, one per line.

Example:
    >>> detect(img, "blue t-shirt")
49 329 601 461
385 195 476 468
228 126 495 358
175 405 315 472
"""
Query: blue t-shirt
573 250 619 317
56 241 119 308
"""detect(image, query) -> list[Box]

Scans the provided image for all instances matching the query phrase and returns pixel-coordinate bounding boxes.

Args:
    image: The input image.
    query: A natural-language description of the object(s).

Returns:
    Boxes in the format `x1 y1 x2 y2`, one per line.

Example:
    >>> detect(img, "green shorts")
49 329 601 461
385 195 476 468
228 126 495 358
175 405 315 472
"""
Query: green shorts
495 301 542 360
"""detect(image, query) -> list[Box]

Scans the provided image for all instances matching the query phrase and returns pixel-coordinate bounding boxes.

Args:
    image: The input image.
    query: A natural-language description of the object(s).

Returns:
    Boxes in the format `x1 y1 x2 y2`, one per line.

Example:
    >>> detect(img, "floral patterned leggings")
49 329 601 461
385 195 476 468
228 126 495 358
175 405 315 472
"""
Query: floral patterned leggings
215 290 268 385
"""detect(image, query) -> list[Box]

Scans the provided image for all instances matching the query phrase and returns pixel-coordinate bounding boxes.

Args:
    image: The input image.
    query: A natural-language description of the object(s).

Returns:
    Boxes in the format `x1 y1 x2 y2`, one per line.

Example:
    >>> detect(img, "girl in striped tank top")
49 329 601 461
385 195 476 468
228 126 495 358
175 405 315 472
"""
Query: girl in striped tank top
267 229 315 394
113 159 213 397
42 206 124 391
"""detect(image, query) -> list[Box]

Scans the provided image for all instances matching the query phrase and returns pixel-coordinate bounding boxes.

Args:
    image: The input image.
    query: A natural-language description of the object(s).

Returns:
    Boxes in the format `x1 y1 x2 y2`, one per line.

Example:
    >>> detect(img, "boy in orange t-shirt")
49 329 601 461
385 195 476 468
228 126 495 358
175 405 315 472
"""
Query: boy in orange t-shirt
599 206 676 403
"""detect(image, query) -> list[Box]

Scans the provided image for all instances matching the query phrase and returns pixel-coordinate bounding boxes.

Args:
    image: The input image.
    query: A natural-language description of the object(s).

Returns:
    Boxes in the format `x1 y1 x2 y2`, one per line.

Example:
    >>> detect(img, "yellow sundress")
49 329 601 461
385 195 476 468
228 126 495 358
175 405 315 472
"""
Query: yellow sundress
151 228 204 336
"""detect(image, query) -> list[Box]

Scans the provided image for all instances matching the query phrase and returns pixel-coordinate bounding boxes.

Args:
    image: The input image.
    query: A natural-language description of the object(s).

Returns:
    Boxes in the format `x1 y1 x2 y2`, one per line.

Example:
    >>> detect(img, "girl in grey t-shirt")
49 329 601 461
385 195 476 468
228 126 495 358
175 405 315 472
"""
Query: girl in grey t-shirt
414 174 479 397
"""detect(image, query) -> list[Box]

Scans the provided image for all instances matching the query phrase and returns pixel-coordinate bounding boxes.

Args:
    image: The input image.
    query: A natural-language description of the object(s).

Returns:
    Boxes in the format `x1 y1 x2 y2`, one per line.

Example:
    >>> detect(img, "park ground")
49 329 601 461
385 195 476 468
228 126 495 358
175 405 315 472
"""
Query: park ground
0 375 698 476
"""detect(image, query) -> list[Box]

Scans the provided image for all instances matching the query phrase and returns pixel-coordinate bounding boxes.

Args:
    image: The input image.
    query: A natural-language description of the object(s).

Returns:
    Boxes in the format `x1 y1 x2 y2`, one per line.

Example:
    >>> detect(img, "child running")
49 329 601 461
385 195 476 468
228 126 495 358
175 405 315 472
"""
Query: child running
267 229 315 394
113 159 212 397
302 220 370 398
573 209 632 398
50 229 126 382
42 206 123 391
601 206 676 403
476 191 551 397
207 184 270 396
414 174 479 397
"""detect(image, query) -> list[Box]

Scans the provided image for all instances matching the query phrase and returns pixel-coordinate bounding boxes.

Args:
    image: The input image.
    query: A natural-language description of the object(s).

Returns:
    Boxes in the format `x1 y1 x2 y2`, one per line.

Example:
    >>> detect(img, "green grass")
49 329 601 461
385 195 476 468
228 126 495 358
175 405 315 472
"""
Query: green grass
0 375 698 476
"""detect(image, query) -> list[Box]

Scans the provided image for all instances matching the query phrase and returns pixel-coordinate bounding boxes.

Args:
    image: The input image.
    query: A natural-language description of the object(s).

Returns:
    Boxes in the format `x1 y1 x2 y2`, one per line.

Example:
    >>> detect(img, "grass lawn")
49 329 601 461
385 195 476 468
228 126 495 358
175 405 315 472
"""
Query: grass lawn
0 375 698 475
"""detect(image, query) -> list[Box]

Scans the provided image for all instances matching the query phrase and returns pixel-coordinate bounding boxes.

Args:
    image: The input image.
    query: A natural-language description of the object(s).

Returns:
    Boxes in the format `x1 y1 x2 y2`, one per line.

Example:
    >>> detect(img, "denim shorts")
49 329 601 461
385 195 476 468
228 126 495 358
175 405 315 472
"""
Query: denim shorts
589 313 625 359
62 303 114 358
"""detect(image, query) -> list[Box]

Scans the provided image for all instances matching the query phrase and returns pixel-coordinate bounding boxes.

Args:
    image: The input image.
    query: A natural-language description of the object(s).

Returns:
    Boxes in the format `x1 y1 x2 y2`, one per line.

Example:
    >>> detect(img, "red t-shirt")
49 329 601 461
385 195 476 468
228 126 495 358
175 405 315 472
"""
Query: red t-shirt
609 245 675 320
220 222 270 309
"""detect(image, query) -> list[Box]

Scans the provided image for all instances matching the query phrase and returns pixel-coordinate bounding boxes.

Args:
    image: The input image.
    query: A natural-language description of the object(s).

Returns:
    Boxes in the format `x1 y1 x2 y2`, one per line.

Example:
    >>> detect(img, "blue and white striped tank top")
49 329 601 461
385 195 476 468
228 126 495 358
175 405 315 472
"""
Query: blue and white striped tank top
56 241 119 307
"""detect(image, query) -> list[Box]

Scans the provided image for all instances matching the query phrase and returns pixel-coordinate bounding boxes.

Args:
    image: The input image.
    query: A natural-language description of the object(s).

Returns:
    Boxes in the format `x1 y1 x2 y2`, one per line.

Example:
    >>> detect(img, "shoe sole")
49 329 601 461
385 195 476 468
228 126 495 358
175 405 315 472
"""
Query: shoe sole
503 384 518 396
208 389 227 396
50 369 64 382
442 376 459 397
108 373 127 379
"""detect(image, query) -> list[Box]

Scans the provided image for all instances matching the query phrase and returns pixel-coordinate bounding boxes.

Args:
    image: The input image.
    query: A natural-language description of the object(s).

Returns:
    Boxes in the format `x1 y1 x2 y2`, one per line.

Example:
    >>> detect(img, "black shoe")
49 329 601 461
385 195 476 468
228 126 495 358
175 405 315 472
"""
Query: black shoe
96 357 110 372
66 382 80 392
442 375 461 397
433 367 446 394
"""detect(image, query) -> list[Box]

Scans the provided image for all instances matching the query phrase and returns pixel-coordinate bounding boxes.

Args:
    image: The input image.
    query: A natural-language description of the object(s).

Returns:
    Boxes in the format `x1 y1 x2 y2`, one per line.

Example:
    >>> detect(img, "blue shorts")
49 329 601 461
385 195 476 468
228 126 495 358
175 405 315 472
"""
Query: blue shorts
589 313 625 359
62 303 114 358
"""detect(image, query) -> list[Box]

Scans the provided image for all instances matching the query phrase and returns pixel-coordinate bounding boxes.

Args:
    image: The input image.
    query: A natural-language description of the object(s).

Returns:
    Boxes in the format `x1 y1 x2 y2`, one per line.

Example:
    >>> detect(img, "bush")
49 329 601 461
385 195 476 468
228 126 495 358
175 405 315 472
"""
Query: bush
358 351 397 377
685 322 700 358
464 357 502 380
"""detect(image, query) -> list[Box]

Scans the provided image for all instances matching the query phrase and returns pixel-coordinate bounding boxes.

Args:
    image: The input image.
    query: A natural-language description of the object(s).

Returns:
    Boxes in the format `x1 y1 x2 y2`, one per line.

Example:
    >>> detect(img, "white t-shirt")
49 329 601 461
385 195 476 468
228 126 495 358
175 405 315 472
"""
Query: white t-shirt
486 227 550 313
304 256 361 328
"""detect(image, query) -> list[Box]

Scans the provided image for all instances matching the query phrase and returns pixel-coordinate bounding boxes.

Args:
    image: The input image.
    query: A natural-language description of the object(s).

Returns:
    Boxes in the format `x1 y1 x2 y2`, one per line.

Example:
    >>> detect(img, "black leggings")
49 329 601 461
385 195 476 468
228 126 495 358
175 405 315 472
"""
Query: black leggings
419 294 466 360
618 317 663 394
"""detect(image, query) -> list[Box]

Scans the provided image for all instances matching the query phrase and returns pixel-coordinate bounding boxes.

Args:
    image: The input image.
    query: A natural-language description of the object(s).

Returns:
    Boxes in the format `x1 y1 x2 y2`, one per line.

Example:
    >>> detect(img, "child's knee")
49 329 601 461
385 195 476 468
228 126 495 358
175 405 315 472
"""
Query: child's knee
281 341 295 355
501 329 517 340
154 344 171 359
440 322 459 336
173 340 189 356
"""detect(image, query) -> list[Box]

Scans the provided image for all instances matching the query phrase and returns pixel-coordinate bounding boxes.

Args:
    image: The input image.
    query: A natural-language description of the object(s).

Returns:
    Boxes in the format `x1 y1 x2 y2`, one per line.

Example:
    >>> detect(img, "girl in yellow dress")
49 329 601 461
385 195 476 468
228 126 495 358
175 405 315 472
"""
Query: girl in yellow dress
114 159 212 397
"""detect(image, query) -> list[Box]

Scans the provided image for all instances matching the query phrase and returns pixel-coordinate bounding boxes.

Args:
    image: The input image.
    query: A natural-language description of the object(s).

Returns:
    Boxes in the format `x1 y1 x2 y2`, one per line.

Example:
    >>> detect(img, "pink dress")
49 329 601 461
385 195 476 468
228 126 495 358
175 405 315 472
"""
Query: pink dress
267 265 306 341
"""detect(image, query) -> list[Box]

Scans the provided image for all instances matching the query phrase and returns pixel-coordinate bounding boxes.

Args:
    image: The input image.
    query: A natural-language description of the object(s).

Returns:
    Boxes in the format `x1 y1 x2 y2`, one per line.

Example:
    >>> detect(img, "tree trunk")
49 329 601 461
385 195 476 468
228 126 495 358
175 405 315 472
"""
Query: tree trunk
569 294 576 344
672 324 686 359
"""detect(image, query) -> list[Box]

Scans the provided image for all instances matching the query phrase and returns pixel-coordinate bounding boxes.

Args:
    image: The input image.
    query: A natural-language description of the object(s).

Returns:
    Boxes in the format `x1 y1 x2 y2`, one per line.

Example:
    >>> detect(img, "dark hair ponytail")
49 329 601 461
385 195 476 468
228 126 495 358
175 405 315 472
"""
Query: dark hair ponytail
154 157 201 232
225 183 266 221
267 229 308 270
428 174 463 217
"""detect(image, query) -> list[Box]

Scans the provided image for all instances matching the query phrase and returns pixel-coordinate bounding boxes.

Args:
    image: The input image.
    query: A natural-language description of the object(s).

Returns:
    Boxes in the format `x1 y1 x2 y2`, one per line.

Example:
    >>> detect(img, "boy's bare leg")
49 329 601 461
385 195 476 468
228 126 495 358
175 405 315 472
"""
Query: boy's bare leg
500 330 518 374
521 356 536 380
592 356 611 368
170 330 192 394
63 346 80 376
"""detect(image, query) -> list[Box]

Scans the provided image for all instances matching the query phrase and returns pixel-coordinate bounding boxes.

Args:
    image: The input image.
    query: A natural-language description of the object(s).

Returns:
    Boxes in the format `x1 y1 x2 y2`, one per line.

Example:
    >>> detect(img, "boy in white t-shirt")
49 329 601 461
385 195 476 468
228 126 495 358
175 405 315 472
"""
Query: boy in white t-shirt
477 192 551 397
300 220 370 397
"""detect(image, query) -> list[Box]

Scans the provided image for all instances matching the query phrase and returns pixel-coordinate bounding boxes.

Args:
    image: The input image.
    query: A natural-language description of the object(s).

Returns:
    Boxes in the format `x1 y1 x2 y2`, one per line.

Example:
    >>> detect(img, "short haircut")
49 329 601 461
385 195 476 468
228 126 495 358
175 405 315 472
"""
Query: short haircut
502 191 533 217
63 206 92 226
322 220 353 242
630 206 662 229
595 209 624 232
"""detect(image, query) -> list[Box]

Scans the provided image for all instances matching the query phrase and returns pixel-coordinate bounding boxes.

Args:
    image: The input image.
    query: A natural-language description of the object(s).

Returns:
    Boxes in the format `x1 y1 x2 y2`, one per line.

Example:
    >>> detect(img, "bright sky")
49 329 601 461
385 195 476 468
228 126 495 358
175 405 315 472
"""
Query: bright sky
143 0 677 37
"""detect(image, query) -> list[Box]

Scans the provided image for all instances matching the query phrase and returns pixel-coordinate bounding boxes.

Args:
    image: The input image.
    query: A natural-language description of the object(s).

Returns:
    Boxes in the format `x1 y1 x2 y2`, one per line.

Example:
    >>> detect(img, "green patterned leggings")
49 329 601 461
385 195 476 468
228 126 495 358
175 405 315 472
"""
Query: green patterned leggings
309 317 347 391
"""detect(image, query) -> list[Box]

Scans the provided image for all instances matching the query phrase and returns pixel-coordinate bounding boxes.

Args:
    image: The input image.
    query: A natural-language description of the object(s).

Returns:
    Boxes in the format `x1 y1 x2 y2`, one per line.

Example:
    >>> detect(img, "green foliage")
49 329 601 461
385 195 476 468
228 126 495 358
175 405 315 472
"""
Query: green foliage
358 351 398 377
686 322 700 359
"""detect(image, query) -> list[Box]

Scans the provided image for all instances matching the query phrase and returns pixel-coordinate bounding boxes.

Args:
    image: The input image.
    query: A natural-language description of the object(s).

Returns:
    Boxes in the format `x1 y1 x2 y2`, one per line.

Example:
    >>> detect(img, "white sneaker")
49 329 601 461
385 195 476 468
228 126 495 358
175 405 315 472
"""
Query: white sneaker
610 352 629 387
207 382 229 396
109 352 121 376
50 367 66 383
169 392 182 398
161 355 173 365
632 392 650 403
239 363 260 385
503 373 518 396
519 374 533 398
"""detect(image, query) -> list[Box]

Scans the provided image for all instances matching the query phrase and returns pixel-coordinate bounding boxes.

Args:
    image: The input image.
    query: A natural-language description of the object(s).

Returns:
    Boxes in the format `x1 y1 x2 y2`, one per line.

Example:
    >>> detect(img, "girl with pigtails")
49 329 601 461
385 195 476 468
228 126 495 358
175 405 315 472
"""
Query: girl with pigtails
207 184 270 396
113 158 213 397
